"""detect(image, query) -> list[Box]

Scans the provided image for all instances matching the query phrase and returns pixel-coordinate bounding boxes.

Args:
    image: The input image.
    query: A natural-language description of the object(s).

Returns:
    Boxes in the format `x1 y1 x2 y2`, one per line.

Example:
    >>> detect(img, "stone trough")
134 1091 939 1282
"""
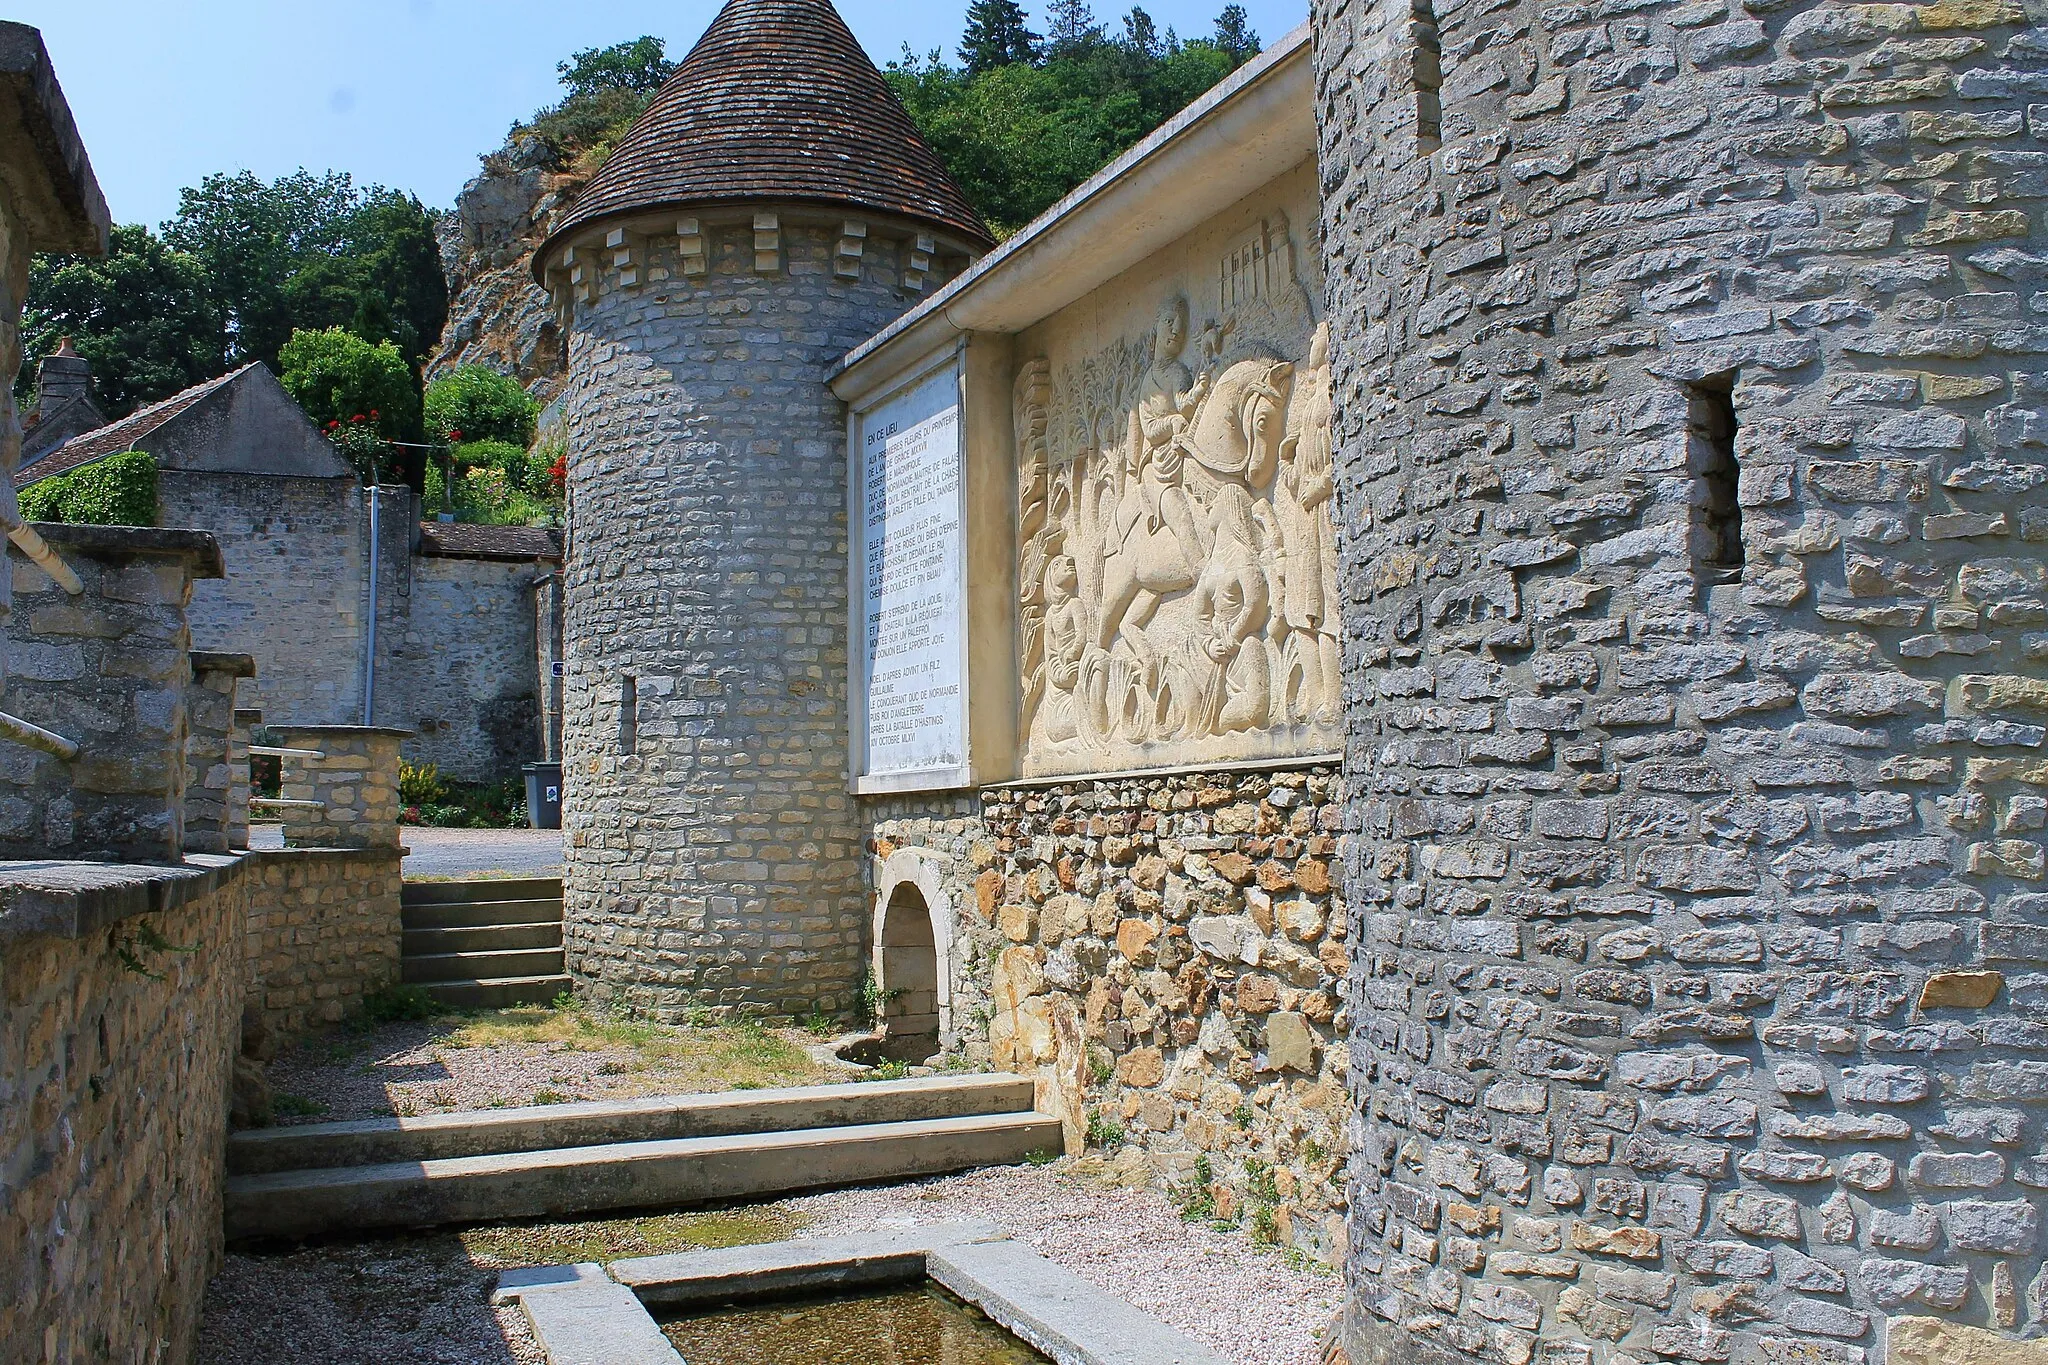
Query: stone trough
495 1221 1231 1365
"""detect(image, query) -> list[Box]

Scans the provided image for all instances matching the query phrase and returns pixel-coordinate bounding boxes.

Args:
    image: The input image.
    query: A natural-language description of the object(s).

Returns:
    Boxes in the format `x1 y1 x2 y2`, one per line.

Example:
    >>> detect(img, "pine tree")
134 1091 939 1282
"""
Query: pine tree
1212 4 1260 64
1043 0 1105 56
1122 6 1161 58
960 0 1040 73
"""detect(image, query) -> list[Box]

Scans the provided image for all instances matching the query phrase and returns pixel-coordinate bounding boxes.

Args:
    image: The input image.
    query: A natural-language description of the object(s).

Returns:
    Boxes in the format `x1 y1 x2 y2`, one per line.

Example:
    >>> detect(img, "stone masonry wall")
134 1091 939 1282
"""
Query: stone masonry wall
0 857 247 1364
1315 0 2048 1361
558 213 932 1020
273 725 406 850
0 525 221 863
242 847 402 1038
869 763 1352 1261
390 550 544 781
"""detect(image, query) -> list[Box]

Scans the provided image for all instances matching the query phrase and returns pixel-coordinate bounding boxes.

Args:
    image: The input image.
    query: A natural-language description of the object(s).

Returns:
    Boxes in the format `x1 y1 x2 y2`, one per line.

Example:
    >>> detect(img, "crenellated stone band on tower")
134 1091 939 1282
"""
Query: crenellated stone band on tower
1316 0 2048 1360
533 0 990 1019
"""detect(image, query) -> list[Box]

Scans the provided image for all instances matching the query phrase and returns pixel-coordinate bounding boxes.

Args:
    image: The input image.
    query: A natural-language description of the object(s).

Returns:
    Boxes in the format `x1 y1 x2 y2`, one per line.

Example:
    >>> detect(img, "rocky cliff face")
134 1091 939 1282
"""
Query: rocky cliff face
427 145 584 401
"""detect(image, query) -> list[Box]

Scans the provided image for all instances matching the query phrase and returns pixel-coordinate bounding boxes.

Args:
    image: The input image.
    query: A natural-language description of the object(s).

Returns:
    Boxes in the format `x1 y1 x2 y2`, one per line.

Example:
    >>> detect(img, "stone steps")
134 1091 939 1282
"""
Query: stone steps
402 921 563 956
224 1077 1059 1241
400 877 565 1006
228 1075 1038 1173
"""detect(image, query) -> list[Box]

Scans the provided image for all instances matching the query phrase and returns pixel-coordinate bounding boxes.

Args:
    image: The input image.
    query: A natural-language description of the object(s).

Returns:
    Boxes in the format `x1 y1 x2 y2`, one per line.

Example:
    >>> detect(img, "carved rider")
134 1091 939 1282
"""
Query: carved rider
1135 296 1211 572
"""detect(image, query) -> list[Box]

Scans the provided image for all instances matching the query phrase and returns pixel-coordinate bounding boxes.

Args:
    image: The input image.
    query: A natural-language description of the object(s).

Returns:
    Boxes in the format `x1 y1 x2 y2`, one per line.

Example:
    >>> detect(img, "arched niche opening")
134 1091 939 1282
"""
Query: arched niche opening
877 881 942 1062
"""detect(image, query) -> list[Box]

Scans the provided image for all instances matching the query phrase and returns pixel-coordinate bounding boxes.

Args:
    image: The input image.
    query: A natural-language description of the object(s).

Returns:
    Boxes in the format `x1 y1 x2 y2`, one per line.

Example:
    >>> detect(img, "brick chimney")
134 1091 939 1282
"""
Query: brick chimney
35 336 91 410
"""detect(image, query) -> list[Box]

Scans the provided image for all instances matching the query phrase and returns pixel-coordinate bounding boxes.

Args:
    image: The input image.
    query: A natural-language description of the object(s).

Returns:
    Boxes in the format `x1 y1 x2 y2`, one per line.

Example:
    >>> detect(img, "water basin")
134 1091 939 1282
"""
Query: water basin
660 1283 1051 1365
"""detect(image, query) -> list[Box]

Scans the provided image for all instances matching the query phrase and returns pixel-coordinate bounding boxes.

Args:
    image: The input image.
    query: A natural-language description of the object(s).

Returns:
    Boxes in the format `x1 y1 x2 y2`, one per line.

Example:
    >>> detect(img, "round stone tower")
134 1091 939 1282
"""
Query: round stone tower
535 0 990 1020
1314 0 2048 1361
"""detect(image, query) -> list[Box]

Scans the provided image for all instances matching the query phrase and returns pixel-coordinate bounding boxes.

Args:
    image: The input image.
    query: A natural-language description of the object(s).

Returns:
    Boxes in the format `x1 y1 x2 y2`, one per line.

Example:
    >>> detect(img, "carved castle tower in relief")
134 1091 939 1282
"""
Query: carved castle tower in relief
533 0 989 1019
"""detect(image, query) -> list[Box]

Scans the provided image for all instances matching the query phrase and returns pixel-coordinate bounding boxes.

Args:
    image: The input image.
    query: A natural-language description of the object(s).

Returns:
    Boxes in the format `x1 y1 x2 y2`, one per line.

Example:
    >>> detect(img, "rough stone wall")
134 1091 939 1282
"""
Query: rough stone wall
273 725 405 850
1315 0 2048 1360
558 215 929 1020
868 763 1352 1260
242 847 402 1037
0 526 219 862
162 469 373 726
184 654 248 854
389 550 542 780
0 858 247 1365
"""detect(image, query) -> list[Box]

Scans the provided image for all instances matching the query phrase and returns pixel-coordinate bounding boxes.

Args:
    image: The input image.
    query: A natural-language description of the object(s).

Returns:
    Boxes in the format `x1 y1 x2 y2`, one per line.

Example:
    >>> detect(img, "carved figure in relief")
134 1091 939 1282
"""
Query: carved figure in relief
1015 251 1336 771
1274 322 1339 724
1038 554 1087 744
1189 485 1273 734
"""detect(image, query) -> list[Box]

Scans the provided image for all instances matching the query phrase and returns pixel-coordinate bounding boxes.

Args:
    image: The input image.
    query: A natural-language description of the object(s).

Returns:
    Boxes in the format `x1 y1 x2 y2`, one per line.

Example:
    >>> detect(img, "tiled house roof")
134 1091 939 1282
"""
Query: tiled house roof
536 0 990 273
15 364 256 486
415 521 563 561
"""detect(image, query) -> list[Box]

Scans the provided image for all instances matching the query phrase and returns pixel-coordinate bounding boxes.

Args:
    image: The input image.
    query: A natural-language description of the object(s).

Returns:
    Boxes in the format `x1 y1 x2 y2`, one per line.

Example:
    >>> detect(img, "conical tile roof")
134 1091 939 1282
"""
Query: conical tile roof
537 0 991 273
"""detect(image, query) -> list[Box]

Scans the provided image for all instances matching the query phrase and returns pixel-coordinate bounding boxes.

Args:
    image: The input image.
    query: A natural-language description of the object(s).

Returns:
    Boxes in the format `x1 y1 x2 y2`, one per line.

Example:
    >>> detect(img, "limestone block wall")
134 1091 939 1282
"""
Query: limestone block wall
389 548 544 780
273 724 406 850
1315 0 2048 1359
0 856 247 1364
163 470 379 727
242 847 403 1037
184 650 251 854
868 763 1351 1260
557 211 933 1019
0 524 222 862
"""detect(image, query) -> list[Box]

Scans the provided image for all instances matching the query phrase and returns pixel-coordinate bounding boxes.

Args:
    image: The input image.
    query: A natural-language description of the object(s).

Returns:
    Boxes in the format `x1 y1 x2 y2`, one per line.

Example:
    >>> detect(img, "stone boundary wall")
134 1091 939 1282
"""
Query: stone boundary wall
867 763 1351 1260
392 548 543 781
1314 0 2048 1359
0 855 247 1364
274 724 408 850
243 847 403 1038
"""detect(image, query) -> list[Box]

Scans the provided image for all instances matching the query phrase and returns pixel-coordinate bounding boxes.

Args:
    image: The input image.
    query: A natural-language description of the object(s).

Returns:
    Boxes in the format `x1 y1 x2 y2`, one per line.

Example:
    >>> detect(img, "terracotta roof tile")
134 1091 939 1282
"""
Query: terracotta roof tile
538 0 989 273
16 364 256 487
416 521 563 561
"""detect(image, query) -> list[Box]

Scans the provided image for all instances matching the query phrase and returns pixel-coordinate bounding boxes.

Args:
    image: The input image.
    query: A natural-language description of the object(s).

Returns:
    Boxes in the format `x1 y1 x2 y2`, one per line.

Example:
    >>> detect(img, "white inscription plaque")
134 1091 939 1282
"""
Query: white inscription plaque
858 363 966 783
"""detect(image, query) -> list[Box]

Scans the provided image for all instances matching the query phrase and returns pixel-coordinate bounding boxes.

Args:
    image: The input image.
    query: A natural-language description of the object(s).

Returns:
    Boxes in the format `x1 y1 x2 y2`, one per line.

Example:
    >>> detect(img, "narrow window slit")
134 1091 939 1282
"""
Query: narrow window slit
619 674 638 755
1412 0 1443 149
1688 377 1743 583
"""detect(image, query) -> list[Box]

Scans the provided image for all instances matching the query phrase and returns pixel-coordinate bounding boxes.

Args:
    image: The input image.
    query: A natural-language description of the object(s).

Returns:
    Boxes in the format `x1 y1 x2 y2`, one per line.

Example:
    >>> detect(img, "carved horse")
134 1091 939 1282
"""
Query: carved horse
1090 357 1295 661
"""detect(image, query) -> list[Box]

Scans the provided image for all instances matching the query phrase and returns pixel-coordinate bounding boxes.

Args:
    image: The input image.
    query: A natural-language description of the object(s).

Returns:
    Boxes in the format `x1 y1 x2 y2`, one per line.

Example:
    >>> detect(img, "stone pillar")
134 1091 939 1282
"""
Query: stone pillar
555 211 936 1020
0 525 223 861
1316 1 2048 1361
533 569 563 761
184 651 252 855
228 705 258 850
271 724 409 850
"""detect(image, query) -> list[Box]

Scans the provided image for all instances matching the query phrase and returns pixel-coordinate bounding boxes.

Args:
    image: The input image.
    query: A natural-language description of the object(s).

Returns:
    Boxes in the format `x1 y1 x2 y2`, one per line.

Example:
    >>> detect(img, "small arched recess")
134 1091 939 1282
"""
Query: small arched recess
872 848 954 1059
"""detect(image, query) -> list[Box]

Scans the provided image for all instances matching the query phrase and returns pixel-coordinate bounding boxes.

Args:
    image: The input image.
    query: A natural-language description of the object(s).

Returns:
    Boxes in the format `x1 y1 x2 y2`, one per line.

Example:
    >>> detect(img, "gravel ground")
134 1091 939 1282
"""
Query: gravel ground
197 1164 1339 1365
262 1015 837 1126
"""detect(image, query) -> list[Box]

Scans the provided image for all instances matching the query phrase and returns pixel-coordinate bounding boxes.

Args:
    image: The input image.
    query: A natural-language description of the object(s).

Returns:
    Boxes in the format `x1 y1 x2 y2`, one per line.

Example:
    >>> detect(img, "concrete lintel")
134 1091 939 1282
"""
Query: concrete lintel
614 1222 1004 1308
0 22 110 254
270 723 418 740
190 651 257 679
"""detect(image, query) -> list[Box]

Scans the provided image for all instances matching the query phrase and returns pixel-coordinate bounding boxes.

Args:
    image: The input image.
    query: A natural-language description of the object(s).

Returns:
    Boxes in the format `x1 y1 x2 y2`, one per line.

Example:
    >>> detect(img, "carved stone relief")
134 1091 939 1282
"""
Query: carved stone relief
1017 215 1337 776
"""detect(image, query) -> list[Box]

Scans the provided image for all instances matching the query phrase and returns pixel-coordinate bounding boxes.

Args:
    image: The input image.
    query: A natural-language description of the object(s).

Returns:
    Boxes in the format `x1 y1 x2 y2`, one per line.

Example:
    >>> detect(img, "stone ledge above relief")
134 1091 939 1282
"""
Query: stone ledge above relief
1016 241 1337 780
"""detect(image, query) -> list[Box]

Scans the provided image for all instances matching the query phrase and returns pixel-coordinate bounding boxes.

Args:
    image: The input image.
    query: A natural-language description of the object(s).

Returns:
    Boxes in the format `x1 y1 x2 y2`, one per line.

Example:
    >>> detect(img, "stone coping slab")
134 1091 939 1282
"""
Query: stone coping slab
501 1223 1231 1365
0 852 243 946
26 522 224 577
190 651 257 678
269 723 417 739
228 1073 1035 1173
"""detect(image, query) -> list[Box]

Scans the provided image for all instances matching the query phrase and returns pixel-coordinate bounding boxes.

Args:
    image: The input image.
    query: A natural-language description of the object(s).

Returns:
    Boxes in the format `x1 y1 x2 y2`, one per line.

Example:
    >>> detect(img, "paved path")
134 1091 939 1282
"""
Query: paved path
249 825 565 878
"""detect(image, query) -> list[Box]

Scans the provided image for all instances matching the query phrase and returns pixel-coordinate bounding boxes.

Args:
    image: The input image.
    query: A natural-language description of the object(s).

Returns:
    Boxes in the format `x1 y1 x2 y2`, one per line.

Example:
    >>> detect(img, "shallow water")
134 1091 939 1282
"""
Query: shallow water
660 1284 1052 1365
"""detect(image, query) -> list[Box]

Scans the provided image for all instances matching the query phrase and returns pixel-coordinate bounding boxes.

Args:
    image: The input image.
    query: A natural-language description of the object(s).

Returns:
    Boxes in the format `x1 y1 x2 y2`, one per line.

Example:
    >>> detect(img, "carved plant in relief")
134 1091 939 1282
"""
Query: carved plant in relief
1017 219 1336 774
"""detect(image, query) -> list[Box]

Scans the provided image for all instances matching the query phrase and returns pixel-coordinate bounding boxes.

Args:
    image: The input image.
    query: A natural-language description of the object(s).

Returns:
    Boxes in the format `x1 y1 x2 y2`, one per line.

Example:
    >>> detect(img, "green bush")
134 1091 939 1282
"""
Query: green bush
424 366 540 448
424 439 561 526
19 449 157 525
400 773 527 829
279 326 420 477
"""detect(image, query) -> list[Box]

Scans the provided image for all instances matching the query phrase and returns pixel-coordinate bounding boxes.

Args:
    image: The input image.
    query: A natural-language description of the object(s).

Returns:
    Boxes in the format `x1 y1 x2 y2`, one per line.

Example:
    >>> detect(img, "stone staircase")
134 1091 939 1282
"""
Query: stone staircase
223 1074 1062 1241
401 876 567 1008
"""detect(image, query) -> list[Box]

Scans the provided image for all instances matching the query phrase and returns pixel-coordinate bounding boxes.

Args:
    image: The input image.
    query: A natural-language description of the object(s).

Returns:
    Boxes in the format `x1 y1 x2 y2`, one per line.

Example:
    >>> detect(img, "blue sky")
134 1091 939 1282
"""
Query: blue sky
16 0 1308 228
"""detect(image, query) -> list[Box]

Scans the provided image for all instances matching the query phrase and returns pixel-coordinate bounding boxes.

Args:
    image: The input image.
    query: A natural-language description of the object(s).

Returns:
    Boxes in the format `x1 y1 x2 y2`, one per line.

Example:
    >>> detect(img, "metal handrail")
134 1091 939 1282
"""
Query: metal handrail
0 709 78 759
9 523 83 595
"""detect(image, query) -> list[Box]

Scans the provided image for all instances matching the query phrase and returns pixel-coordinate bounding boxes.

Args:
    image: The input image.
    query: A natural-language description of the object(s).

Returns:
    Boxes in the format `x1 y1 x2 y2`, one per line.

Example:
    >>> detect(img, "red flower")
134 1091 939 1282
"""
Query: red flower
370 409 379 418
326 420 339 430
351 413 366 423
447 429 463 442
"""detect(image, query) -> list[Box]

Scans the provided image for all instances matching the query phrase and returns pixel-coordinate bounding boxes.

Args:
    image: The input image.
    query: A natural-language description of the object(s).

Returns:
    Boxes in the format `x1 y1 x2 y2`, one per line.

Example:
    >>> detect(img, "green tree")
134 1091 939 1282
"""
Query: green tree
885 6 1244 237
960 0 1039 73
1212 4 1260 63
516 36 676 170
424 365 540 447
16 225 224 418
278 327 419 478
558 35 676 96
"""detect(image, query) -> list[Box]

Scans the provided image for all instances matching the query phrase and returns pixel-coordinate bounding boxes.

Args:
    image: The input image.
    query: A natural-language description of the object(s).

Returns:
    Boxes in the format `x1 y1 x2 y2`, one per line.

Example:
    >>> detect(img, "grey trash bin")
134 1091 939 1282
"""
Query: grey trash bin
524 761 562 830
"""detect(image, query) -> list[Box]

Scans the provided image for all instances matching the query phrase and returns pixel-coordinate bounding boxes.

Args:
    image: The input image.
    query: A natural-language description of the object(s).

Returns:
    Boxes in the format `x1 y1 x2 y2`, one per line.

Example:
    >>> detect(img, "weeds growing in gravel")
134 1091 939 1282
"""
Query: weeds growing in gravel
273 1093 329 1118
436 999 823 1092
